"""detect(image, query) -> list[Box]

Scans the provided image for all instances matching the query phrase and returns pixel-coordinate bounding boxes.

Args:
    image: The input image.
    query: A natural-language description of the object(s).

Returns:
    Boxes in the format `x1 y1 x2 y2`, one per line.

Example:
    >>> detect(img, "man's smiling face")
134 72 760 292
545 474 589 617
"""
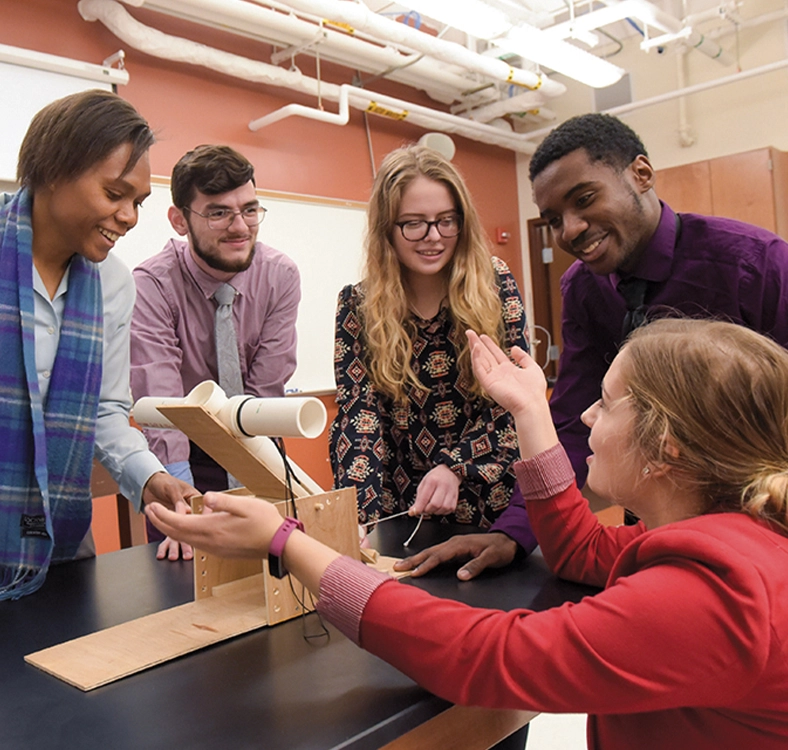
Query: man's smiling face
533 148 657 276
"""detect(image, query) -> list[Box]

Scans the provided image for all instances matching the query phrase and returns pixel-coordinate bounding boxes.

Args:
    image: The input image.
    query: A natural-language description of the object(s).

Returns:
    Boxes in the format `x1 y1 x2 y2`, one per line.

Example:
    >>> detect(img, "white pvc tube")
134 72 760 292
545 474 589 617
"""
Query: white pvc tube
236 397 327 439
134 381 326 438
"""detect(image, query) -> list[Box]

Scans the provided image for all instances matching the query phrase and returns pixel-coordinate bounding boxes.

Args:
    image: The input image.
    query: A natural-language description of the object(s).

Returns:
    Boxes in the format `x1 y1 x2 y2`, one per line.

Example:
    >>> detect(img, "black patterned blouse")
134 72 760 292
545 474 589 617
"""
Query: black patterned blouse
329 257 529 528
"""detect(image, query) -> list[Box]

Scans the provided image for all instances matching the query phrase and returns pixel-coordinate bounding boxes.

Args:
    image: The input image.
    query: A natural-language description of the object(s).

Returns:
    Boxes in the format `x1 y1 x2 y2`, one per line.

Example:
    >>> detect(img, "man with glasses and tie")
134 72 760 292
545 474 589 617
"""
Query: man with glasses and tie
130 145 301 558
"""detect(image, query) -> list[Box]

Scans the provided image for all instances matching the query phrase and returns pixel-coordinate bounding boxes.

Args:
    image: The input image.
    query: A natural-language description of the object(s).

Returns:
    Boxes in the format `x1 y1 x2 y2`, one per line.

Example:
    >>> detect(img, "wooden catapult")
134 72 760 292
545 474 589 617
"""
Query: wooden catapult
26 400 394 691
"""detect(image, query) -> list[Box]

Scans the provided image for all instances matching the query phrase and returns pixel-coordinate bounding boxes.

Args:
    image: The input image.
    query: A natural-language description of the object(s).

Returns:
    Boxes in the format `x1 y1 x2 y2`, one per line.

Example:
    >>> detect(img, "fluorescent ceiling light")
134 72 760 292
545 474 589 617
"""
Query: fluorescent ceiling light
401 0 625 88
493 24 625 88
406 0 512 40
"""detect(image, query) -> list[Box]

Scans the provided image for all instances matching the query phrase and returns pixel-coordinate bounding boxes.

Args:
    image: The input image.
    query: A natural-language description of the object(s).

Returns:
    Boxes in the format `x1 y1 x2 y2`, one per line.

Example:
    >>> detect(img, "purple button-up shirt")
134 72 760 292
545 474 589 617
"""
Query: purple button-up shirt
552 202 788 485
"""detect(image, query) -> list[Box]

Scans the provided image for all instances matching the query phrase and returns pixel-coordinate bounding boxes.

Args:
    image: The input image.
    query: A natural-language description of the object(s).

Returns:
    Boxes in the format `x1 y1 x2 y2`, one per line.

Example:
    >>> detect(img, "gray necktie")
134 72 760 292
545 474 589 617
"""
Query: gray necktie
213 283 244 398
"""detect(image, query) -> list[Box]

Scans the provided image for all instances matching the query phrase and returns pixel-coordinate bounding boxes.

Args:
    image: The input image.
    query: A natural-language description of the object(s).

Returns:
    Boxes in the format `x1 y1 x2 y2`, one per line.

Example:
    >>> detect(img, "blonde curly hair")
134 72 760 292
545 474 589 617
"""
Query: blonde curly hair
361 145 505 403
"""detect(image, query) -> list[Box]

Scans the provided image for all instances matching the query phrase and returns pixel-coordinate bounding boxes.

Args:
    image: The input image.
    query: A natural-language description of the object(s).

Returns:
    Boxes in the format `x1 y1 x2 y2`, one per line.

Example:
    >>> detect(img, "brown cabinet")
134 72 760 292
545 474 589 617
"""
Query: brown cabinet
656 146 788 239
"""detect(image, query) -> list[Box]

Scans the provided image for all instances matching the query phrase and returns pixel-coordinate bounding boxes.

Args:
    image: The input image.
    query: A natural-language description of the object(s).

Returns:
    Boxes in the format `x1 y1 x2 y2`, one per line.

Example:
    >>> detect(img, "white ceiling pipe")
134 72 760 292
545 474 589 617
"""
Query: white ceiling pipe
546 0 732 65
79 0 538 153
249 84 350 130
523 57 788 142
80 0 322 90
112 0 492 104
271 0 564 95
460 89 553 122
251 83 539 153
345 87 538 153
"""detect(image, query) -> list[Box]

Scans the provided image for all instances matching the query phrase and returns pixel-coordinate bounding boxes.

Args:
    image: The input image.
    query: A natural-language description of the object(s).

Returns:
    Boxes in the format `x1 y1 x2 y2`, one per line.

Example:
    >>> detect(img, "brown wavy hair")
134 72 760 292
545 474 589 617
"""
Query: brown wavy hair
361 145 505 403
621 318 788 532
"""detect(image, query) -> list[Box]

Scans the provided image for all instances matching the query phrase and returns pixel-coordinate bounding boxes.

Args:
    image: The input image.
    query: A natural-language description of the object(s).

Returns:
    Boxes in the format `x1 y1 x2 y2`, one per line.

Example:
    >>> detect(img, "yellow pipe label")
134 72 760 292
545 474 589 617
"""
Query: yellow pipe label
507 69 543 91
324 19 355 34
366 102 409 120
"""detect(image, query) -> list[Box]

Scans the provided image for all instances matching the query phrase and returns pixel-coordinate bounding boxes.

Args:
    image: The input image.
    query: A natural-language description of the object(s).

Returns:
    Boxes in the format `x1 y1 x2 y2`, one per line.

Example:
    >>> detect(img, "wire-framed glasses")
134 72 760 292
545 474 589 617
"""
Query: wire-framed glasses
184 203 267 230
394 214 463 242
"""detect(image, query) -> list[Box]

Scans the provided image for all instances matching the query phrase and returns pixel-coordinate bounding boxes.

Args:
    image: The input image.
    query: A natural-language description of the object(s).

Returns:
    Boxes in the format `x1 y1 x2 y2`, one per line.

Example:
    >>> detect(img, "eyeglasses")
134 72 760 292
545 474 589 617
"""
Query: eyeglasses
184 203 267 230
394 215 463 242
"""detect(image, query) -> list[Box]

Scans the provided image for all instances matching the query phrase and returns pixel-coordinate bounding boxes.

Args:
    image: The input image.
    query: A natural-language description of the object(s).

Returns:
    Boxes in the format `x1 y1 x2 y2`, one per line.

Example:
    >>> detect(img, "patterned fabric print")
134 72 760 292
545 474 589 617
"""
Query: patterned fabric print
329 258 529 528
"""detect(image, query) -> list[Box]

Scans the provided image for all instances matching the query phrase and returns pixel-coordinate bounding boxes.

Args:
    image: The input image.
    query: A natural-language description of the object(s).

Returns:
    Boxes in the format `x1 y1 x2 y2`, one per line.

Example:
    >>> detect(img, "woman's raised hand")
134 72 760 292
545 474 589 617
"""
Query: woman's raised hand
467 331 546 419
467 330 558 459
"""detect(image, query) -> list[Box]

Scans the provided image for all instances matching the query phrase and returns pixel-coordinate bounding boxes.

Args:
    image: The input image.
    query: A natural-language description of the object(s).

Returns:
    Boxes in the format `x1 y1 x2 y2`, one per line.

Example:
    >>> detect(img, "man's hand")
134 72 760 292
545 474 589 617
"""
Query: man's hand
155 498 194 561
411 465 461 516
142 471 197 510
393 532 518 581
142 472 198 561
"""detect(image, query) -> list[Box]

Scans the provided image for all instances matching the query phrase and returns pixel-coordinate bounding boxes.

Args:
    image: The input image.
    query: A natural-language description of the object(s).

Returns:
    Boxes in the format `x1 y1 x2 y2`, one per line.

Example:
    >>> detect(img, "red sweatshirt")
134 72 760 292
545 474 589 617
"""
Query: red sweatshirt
316 444 788 749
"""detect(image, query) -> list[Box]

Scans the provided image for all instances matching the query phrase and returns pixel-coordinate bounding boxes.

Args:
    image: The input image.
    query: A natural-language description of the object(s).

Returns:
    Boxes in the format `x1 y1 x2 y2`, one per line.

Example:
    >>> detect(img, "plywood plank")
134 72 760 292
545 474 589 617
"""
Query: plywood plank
295 488 360 560
25 576 267 691
158 404 298 499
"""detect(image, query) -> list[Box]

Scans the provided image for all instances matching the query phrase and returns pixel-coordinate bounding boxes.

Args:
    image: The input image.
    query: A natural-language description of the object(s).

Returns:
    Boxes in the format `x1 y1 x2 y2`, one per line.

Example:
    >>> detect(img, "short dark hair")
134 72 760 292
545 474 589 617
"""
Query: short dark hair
18 89 154 191
529 113 648 182
170 145 256 208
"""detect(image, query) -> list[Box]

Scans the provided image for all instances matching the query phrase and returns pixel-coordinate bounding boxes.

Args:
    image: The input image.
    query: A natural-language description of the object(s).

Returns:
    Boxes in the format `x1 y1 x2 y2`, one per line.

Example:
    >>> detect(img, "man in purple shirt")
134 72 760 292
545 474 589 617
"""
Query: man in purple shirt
396 113 788 579
131 145 301 556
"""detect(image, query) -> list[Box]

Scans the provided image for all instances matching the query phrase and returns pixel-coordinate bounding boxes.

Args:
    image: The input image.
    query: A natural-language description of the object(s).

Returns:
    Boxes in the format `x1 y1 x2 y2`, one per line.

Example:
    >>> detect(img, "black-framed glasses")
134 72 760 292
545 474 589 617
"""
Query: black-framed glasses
184 203 267 230
394 215 463 242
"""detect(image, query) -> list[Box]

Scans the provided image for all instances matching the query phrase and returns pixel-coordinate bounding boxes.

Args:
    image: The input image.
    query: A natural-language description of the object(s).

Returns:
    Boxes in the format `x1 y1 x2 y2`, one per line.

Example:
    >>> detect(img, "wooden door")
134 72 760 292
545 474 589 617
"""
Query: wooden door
527 218 575 383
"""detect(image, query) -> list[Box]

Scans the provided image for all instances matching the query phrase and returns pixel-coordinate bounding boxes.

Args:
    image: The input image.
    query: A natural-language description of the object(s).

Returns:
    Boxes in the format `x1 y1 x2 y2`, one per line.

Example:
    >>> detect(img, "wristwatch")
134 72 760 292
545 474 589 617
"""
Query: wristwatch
268 517 304 579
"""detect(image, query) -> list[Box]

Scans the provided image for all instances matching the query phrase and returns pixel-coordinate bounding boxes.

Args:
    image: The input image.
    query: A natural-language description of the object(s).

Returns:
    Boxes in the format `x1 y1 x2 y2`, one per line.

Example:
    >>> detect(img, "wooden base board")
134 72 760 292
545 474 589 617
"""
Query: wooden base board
25 574 267 691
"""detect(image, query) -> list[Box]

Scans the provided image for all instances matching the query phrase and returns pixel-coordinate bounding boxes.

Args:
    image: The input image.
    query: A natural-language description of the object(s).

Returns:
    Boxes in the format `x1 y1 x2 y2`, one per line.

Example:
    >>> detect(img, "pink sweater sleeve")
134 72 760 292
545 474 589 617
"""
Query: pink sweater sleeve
316 556 394 644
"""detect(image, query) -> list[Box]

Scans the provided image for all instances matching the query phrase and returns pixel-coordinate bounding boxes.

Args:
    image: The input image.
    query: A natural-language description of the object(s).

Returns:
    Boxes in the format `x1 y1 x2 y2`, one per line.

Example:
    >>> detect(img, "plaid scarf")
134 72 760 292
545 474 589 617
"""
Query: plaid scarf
0 189 103 600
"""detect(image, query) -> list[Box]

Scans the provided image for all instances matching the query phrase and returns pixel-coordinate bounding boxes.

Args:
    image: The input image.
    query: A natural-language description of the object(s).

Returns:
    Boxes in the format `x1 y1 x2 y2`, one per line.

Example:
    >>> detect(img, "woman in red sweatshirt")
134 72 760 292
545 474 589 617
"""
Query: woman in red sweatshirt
149 318 788 750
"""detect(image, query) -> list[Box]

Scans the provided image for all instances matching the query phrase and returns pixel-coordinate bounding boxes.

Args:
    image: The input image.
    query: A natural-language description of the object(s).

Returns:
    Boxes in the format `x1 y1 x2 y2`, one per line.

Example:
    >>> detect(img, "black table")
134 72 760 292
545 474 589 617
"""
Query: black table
0 520 598 750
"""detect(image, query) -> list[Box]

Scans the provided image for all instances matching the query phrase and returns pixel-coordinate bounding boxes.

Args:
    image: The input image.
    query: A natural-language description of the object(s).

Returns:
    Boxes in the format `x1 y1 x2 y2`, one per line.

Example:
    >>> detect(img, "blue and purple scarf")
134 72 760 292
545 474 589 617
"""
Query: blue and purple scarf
0 189 103 600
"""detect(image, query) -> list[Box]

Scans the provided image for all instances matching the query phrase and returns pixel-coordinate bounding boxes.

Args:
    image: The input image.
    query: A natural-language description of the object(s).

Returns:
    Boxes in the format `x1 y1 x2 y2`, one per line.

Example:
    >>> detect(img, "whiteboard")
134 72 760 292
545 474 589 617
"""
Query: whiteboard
113 178 367 394
0 61 112 182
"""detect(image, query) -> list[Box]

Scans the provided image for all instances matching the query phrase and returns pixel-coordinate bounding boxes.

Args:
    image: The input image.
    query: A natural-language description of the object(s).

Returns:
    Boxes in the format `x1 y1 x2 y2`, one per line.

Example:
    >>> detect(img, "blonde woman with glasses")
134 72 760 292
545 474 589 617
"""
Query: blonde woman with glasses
330 145 533 541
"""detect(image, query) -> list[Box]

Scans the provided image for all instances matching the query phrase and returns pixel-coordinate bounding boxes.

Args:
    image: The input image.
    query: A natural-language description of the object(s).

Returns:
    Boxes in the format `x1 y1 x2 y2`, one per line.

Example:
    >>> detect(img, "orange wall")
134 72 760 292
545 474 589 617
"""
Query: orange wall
3 0 523 281
6 0 524 525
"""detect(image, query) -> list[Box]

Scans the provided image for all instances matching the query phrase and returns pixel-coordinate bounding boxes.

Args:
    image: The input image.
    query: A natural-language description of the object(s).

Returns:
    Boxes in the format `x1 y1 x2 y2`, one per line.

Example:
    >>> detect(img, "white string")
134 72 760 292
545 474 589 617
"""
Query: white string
403 514 425 547
359 509 411 528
